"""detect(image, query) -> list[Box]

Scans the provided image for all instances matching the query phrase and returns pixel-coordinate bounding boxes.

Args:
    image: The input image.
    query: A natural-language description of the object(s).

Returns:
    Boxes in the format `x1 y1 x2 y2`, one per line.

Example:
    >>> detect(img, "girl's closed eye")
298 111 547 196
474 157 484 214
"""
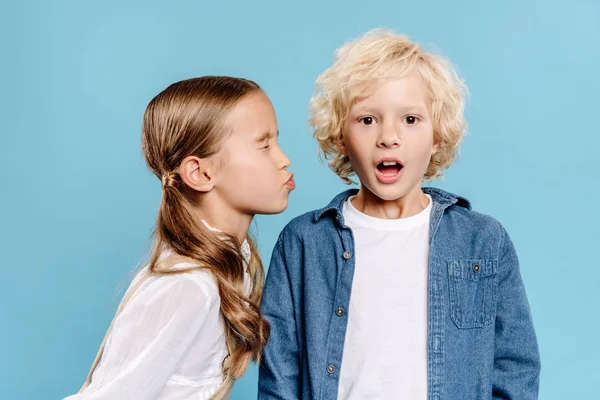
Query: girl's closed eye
261 138 274 150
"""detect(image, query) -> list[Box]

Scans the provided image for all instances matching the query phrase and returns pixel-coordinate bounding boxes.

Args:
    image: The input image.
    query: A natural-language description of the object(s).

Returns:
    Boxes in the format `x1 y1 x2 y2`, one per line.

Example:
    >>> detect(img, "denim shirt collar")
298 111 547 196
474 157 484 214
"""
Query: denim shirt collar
313 186 471 222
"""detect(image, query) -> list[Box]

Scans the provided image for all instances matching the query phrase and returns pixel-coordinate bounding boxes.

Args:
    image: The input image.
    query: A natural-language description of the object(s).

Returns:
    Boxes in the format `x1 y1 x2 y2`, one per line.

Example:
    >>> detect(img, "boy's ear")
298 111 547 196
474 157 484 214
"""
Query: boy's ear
337 132 348 156
179 155 215 192
431 141 440 156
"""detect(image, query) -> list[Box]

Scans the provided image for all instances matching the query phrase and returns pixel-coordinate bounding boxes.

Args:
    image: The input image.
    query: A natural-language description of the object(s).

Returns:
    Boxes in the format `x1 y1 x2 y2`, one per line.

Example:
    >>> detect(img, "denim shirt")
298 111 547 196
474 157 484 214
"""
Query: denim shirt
258 188 540 400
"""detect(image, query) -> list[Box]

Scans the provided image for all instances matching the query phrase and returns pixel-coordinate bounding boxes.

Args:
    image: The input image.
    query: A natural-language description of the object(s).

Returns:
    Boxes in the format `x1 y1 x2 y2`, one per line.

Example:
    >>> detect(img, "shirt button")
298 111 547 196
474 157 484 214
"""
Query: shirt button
327 364 336 374
343 251 352 260
336 307 345 316
473 263 481 273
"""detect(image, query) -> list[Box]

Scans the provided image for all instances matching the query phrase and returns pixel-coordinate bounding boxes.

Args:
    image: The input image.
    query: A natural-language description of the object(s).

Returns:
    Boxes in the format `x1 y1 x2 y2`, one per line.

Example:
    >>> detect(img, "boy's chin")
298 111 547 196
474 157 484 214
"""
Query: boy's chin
360 180 421 202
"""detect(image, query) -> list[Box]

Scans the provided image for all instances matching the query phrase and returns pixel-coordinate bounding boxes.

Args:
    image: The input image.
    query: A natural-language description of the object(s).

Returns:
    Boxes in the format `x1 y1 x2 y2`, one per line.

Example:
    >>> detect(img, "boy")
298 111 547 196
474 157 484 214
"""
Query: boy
259 30 540 399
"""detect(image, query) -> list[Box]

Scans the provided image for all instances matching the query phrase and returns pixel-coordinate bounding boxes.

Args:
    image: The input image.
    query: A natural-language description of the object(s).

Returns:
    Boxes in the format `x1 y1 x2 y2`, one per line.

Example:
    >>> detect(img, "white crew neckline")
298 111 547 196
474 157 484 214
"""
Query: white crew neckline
342 194 432 231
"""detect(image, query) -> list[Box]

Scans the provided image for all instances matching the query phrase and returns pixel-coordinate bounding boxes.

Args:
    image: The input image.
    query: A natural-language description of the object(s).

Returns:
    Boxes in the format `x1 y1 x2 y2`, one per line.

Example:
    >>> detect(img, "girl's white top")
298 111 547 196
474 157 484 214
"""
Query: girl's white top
65 223 252 400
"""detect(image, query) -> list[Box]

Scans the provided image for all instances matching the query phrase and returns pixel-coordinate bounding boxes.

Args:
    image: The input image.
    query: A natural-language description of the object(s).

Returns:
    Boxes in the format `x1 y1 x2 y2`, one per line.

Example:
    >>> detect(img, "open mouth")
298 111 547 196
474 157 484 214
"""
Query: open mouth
376 160 403 176
375 158 404 184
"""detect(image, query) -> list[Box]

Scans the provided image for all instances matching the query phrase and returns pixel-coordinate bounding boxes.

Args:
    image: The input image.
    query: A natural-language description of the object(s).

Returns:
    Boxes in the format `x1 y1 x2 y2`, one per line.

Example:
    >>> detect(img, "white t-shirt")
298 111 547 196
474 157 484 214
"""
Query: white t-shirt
337 195 432 400
65 222 251 400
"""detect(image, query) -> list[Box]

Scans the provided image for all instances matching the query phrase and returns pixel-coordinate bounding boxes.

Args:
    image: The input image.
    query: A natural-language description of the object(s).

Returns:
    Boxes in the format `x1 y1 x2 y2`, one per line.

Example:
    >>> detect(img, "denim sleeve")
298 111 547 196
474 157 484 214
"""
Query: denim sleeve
258 234 300 400
492 226 541 399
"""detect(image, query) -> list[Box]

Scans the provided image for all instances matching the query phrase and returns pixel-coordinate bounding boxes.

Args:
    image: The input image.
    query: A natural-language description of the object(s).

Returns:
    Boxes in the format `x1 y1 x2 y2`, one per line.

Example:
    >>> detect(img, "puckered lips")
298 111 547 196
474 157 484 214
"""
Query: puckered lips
285 173 295 190
375 157 404 184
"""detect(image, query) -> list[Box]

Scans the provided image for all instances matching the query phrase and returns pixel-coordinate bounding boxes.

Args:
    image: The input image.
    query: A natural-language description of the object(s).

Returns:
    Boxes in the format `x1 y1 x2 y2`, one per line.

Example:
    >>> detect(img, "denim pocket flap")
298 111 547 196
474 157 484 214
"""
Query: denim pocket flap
447 259 498 329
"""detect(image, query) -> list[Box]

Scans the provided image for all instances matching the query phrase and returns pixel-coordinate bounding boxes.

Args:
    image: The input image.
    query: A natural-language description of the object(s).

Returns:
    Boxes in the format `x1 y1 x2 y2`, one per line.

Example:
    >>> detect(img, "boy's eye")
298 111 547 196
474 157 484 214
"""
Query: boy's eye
360 117 375 125
405 116 418 125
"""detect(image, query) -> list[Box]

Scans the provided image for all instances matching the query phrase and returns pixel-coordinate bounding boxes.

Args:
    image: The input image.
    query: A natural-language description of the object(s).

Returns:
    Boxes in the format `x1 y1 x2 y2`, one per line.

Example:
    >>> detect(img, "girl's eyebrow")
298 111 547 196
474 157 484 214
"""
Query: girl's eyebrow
255 130 279 142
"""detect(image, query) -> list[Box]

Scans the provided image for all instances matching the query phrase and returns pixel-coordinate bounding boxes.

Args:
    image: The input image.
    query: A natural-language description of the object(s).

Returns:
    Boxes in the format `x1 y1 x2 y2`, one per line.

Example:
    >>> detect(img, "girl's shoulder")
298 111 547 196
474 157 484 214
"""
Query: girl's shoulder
127 255 221 309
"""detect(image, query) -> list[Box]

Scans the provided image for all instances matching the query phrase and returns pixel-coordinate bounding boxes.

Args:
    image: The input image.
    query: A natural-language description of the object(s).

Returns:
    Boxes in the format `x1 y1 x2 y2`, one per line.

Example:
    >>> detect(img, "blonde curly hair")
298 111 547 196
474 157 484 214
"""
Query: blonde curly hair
310 29 468 183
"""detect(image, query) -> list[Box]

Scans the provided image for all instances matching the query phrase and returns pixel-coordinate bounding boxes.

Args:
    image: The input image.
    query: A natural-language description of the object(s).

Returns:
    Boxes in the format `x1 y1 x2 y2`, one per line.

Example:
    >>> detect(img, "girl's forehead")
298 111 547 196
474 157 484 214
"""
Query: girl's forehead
226 92 275 126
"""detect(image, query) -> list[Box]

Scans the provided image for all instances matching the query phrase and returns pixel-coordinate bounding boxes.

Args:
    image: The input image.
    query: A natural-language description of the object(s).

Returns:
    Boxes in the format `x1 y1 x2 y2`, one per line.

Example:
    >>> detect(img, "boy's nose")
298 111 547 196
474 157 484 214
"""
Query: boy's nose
377 130 401 148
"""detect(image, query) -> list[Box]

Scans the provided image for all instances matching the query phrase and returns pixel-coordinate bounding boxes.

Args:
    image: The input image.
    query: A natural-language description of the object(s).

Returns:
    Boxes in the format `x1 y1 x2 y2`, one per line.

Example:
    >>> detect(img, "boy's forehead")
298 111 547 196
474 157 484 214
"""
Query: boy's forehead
348 74 429 109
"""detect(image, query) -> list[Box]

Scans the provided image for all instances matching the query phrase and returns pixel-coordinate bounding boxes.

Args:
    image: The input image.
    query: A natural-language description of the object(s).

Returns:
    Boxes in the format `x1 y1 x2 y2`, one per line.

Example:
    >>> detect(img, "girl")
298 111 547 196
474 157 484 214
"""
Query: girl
66 76 295 399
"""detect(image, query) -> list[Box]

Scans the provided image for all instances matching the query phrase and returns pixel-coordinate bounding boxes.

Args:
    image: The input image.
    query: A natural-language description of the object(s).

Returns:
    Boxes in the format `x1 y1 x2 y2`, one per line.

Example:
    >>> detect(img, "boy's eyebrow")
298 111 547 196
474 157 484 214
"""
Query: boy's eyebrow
352 105 427 114
397 105 427 113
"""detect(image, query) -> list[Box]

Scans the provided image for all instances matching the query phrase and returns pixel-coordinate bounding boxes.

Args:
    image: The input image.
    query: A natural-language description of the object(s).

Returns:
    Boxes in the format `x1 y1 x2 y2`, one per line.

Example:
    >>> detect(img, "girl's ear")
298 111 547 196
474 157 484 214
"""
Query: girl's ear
180 155 215 192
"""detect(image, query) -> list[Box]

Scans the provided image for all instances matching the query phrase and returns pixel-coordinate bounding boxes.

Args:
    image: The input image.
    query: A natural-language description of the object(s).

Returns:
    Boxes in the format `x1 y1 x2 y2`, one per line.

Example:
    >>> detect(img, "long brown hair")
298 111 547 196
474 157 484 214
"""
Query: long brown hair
81 76 270 391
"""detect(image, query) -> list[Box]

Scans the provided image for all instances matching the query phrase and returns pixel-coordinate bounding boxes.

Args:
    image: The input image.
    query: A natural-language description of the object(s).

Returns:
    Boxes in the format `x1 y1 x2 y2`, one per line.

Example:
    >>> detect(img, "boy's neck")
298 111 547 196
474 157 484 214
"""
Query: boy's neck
351 184 430 220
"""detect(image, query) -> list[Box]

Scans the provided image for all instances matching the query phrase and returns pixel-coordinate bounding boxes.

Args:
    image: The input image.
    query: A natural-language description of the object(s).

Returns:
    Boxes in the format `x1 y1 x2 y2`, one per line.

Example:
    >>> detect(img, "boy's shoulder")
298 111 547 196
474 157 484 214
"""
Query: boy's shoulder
423 187 508 239
279 189 356 237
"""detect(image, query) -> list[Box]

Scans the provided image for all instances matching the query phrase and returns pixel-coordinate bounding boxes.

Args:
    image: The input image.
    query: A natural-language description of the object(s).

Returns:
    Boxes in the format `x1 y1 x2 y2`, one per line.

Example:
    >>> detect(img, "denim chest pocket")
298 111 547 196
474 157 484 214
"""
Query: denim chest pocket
447 259 498 329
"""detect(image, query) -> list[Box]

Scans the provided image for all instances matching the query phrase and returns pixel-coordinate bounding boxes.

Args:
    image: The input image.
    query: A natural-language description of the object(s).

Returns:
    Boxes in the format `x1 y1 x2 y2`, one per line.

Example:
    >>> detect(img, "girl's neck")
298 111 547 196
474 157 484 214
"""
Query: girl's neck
194 195 253 244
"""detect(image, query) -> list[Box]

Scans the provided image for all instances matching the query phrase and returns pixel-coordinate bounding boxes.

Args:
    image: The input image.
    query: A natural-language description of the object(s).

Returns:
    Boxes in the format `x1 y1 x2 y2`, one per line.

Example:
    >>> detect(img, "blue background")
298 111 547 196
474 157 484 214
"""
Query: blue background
1 0 599 398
